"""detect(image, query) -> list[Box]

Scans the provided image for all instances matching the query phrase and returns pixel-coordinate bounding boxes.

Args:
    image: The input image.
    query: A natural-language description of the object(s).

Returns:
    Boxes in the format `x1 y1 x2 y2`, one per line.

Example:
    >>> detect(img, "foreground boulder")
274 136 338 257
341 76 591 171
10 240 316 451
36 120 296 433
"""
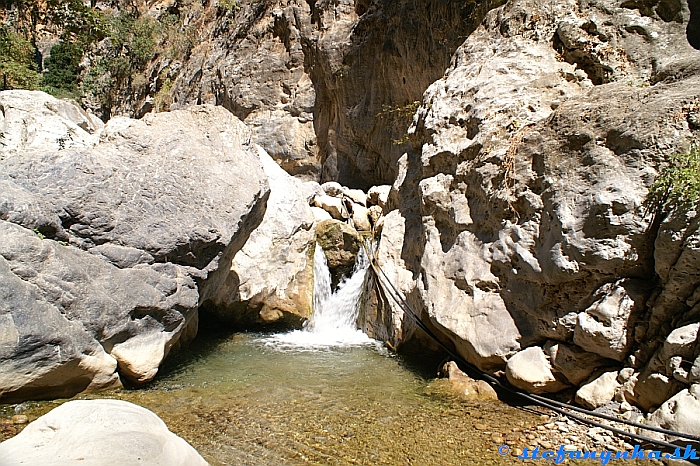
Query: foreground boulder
506 347 568 394
645 384 700 444
0 91 269 400
0 399 208 466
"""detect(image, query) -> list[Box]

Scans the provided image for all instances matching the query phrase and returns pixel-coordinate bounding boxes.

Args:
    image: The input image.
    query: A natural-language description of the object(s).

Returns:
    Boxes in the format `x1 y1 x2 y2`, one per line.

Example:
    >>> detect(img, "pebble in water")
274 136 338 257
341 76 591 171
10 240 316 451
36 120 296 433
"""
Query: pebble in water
10 415 28 425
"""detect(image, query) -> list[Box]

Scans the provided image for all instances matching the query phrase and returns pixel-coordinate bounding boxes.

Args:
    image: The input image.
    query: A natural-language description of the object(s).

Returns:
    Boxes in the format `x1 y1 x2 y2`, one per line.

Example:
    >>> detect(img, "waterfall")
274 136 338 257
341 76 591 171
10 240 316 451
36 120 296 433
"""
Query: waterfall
263 243 373 349
308 243 369 334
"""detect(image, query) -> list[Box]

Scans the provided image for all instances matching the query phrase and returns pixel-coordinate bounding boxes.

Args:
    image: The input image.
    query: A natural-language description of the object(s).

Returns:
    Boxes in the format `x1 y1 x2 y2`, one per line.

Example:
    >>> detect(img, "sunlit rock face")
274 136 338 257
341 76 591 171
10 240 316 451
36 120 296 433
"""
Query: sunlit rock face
0 92 269 398
367 0 700 413
101 0 506 188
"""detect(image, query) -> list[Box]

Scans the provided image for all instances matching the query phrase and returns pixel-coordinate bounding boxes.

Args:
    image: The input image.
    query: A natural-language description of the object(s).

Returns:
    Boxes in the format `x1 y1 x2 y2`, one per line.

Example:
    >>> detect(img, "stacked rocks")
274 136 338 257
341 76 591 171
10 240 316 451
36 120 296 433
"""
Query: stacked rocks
311 182 390 234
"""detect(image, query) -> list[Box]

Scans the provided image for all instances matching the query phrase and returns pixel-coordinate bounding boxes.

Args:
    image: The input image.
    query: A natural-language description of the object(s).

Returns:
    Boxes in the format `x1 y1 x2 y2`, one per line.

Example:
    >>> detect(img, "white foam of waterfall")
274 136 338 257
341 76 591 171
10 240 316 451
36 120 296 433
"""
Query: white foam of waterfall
263 243 375 350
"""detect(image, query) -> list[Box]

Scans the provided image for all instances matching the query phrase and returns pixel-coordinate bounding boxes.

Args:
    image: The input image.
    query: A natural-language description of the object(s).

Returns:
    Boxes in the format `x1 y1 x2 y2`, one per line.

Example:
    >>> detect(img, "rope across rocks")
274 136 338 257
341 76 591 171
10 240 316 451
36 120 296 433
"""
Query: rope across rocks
362 240 700 451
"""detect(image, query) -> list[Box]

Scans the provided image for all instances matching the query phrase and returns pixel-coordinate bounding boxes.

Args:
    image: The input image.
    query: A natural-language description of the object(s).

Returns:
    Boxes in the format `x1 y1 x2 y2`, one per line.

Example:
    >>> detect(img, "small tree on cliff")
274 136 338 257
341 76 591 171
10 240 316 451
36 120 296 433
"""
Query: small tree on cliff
644 147 700 216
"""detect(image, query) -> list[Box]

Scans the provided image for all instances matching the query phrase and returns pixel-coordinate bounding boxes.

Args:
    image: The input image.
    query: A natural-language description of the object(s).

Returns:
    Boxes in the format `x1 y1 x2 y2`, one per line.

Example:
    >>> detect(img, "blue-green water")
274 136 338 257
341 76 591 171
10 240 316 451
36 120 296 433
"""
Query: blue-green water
3 331 545 465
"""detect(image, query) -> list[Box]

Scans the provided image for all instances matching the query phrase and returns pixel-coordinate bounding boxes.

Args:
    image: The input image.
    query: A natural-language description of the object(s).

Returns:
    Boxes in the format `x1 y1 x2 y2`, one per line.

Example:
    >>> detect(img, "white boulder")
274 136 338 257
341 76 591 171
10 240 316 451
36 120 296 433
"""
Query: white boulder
0 399 208 466
646 384 700 443
506 346 568 394
575 371 620 409
367 185 392 209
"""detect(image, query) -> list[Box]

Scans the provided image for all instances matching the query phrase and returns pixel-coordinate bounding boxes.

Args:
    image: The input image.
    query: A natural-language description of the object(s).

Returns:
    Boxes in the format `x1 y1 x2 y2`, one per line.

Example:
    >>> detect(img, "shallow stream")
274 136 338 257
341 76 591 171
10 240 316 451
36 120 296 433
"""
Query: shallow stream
2 330 552 465
1 246 644 465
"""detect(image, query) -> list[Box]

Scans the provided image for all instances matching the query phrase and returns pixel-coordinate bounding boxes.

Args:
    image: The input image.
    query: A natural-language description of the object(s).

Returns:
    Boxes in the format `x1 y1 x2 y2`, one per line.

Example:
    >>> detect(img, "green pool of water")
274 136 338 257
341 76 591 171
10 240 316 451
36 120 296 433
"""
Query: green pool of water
3 331 550 465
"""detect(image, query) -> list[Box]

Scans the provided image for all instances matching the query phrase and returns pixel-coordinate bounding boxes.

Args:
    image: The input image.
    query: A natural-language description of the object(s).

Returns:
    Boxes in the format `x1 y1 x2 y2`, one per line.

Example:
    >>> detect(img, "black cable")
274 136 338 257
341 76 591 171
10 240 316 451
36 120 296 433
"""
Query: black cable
528 393 700 443
363 242 699 450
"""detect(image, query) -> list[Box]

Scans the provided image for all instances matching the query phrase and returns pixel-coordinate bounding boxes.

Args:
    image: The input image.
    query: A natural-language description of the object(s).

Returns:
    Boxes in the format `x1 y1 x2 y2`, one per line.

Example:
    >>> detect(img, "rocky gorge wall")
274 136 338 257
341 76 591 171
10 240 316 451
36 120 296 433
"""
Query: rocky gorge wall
2 0 700 437
93 0 506 188
361 0 700 434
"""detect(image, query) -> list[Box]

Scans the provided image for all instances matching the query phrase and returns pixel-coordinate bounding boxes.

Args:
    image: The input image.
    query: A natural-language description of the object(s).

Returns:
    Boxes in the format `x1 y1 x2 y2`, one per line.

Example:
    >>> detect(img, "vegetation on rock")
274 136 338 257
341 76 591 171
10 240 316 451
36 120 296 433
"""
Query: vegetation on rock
0 25 40 90
0 1 194 117
645 148 700 215
41 40 83 98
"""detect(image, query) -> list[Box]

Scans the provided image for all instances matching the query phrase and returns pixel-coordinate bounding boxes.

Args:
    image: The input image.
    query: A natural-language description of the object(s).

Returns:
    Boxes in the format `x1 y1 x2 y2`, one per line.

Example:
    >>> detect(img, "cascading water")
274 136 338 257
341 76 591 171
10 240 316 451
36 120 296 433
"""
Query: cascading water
264 243 375 349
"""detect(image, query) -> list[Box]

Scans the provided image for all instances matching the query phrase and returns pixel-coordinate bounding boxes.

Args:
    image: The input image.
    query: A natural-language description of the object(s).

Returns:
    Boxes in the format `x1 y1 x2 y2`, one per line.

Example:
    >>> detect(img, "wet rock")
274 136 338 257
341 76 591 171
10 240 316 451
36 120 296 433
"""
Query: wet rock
9 415 27 425
439 361 498 400
315 219 362 284
506 347 568 394
0 399 207 466
575 371 621 410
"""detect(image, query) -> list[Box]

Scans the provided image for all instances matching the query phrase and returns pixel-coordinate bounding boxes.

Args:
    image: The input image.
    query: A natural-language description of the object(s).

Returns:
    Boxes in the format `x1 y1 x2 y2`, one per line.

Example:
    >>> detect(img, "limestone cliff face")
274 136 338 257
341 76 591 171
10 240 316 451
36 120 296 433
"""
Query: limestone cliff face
367 0 700 413
108 0 505 187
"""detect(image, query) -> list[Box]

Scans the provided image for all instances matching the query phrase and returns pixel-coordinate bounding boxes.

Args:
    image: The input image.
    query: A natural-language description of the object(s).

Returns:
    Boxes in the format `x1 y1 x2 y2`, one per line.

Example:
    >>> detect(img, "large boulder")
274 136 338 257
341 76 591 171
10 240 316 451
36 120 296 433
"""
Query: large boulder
0 230 121 402
315 219 363 286
0 399 208 466
0 220 197 399
0 90 103 156
360 209 422 349
438 361 498 400
505 346 568 394
312 194 347 220
573 279 647 361
363 0 700 408
575 371 621 410
0 91 269 399
545 341 609 386
204 145 316 326
646 384 700 444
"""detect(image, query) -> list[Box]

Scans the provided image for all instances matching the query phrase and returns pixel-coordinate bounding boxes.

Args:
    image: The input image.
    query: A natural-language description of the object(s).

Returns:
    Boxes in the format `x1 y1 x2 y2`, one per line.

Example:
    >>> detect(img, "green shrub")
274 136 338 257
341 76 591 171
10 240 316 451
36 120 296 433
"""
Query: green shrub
41 41 83 97
0 25 40 90
106 14 158 72
219 0 241 11
80 13 159 113
160 14 197 60
46 0 106 45
154 78 173 112
644 148 700 215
